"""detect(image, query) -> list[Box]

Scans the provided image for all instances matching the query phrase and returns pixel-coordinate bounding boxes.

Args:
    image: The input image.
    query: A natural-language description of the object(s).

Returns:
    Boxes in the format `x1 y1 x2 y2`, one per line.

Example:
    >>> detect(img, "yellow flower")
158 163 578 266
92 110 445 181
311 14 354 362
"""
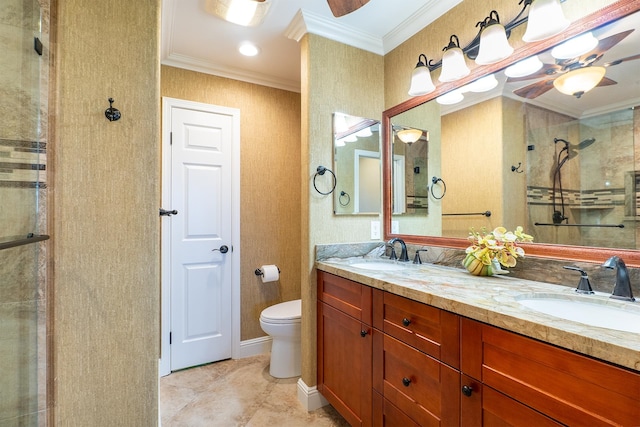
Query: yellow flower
465 226 533 270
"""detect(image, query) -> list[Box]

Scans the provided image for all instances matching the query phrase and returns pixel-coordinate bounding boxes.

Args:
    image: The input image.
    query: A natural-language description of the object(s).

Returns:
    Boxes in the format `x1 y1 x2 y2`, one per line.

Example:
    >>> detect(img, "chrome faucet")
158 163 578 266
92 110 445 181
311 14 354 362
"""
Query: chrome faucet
602 256 635 302
387 238 410 262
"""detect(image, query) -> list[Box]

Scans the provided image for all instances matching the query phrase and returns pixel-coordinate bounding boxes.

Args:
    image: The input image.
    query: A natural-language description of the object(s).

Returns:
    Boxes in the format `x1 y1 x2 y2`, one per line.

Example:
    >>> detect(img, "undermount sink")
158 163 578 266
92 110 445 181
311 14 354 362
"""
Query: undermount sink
517 294 640 334
348 260 408 272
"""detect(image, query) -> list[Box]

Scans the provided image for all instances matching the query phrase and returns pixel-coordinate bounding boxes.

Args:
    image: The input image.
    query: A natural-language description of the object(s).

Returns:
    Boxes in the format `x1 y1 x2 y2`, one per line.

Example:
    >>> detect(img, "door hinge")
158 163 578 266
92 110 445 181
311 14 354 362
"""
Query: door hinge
169 332 172 345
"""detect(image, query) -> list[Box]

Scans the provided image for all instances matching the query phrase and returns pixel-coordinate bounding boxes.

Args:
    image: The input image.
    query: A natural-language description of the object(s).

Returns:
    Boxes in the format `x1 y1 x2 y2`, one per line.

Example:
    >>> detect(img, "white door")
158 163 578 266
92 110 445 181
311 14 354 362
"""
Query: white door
161 98 240 373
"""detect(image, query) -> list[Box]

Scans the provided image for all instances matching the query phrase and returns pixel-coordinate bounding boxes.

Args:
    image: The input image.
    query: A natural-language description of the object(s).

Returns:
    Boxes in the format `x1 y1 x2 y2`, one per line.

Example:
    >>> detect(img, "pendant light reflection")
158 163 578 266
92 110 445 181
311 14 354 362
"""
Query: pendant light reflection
439 35 470 82
397 129 424 145
505 55 543 78
475 11 514 65
551 32 598 59
522 0 570 42
436 90 464 105
408 54 435 97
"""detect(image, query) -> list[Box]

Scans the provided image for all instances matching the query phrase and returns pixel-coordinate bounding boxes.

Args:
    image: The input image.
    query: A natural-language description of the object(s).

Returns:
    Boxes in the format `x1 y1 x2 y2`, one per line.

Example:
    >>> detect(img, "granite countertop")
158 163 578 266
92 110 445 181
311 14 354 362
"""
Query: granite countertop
316 258 640 372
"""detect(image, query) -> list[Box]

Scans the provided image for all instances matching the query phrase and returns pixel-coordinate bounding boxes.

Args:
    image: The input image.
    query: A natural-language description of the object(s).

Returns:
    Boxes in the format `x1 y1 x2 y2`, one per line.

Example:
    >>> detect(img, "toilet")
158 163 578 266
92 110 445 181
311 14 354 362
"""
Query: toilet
259 299 302 378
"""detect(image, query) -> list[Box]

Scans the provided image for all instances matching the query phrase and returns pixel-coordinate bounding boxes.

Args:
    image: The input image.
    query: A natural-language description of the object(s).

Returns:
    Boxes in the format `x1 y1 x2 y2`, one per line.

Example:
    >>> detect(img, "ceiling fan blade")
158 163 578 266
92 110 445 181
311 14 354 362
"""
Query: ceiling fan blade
513 80 555 99
327 0 370 17
604 53 640 67
505 64 562 83
581 29 634 61
596 76 617 87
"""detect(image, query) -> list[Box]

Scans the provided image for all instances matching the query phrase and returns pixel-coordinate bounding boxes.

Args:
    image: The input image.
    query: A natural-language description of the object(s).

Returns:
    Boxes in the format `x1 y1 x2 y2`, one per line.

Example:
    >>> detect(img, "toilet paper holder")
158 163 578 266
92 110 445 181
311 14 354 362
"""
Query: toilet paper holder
255 266 280 276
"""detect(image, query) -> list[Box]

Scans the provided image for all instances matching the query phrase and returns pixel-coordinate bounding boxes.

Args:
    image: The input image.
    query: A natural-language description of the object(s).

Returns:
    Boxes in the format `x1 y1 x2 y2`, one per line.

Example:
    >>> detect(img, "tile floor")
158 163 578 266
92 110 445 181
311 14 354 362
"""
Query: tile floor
160 354 350 426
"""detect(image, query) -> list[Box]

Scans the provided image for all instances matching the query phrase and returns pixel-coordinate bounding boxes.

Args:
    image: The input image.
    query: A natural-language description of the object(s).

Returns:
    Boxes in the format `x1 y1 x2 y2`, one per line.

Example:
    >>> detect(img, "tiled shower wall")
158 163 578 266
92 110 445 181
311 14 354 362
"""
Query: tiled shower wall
0 0 49 424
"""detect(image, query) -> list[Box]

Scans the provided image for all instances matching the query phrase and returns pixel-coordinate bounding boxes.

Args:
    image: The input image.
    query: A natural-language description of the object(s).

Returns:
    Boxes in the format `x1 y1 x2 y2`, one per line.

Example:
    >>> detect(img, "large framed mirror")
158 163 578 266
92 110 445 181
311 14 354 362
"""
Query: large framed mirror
383 1 640 266
333 113 381 215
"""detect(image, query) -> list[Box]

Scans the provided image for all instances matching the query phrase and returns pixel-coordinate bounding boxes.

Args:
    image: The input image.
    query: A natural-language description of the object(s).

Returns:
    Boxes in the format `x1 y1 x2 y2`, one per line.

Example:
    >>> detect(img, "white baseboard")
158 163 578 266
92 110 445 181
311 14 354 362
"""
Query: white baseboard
236 335 272 359
297 378 329 412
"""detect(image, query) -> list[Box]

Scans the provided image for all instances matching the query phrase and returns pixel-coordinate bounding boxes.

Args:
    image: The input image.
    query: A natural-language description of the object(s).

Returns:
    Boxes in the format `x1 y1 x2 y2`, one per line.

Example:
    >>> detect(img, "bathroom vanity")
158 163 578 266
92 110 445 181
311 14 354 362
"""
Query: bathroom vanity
316 260 640 426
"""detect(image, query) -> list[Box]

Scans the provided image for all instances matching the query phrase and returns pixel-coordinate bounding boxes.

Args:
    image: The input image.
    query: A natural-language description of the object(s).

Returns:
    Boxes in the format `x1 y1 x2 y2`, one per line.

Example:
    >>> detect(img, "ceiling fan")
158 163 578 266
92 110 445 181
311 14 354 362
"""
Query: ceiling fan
326 0 370 17
508 29 640 99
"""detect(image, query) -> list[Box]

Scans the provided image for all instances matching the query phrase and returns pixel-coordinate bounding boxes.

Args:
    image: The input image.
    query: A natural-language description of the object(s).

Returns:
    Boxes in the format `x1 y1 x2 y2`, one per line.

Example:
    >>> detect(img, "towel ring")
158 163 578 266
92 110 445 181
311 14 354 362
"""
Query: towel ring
430 176 446 200
339 191 351 206
313 165 337 195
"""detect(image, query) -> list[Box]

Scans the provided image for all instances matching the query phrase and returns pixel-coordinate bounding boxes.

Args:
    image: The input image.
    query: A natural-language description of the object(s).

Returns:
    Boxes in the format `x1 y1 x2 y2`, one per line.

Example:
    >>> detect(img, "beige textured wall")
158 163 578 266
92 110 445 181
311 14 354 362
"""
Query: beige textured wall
161 66 302 341
52 0 160 424
301 34 384 386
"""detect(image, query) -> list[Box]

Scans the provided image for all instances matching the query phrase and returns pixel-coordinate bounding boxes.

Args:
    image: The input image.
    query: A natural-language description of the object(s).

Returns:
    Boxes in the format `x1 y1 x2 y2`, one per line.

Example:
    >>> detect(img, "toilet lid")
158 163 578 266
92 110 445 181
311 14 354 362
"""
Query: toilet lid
261 299 301 322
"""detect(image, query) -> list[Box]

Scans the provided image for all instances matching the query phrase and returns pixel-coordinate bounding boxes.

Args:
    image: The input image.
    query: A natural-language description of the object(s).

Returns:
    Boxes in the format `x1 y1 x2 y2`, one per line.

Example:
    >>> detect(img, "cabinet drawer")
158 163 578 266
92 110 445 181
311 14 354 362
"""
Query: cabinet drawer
378 292 459 368
318 271 372 324
483 386 563 427
374 333 459 427
462 318 640 426
373 391 420 427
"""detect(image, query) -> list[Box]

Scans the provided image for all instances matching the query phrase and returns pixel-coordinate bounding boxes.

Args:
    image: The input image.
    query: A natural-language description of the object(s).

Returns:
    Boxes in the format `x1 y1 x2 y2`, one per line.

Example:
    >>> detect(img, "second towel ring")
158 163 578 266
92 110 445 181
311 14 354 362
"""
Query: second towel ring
339 191 351 206
313 166 337 195
430 176 447 200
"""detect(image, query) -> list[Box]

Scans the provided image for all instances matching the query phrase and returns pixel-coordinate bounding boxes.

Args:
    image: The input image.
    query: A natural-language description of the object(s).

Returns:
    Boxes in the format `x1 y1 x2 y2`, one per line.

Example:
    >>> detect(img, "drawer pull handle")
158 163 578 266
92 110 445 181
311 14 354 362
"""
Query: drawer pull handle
402 318 411 327
462 385 473 397
360 330 367 337
402 377 411 387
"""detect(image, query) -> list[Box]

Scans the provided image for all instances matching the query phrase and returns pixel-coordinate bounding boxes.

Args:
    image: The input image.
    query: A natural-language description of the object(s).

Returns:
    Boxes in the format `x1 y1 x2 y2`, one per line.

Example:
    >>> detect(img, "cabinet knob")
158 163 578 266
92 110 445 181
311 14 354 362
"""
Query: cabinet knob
360 330 367 337
402 377 411 387
402 318 411 327
462 385 473 397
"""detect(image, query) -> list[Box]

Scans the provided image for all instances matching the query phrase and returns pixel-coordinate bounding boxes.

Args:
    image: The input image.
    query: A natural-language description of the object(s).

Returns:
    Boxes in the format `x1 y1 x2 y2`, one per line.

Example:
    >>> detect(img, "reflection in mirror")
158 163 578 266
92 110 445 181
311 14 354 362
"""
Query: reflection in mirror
384 5 640 256
333 113 381 215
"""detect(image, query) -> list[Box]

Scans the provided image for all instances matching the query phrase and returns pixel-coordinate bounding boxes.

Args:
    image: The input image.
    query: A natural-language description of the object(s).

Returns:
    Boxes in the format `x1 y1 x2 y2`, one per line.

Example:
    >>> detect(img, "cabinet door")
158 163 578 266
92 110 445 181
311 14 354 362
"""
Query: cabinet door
318 301 372 426
318 271 372 324
461 317 640 426
379 292 459 368
374 333 459 427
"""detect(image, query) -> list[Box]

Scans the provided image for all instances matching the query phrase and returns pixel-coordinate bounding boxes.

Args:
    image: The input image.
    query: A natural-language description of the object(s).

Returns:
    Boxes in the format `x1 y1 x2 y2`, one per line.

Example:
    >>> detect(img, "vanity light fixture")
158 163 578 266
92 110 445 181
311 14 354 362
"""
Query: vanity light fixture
466 74 499 93
355 127 373 138
504 55 543 78
397 128 424 145
522 0 570 42
205 0 271 27
475 11 514 65
552 66 606 98
343 134 358 143
407 0 571 95
408 54 436 96
439 35 470 82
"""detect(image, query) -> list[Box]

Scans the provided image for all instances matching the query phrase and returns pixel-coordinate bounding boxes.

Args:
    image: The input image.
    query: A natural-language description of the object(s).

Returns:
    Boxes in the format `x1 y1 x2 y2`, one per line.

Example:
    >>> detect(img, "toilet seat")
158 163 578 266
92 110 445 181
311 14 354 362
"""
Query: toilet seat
260 299 301 324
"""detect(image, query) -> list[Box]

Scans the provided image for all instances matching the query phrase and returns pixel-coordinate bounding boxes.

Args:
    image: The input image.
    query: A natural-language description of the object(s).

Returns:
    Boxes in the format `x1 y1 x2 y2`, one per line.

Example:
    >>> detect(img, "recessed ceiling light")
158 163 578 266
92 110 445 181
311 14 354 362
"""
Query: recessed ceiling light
239 42 260 57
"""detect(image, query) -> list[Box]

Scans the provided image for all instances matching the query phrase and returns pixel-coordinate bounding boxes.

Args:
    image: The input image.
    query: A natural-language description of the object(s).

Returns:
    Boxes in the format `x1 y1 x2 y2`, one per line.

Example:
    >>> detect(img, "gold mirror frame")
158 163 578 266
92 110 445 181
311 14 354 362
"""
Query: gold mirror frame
383 0 640 267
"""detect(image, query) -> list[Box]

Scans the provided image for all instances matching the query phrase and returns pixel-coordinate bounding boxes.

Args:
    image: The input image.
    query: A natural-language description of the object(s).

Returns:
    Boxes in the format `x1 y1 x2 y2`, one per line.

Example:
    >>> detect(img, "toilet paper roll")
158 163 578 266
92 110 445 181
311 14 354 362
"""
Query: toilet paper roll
260 265 280 283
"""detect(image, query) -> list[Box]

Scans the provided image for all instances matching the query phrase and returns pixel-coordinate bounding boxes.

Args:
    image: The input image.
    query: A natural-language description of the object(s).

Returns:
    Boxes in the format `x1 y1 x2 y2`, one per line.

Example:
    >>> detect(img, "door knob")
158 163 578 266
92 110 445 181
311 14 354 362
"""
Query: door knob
212 245 229 254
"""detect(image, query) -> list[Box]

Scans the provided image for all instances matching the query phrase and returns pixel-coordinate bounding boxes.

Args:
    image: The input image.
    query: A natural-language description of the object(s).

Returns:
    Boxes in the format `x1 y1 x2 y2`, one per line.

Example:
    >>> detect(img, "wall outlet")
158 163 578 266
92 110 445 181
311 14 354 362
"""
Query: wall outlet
370 221 380 240
391 221 399 234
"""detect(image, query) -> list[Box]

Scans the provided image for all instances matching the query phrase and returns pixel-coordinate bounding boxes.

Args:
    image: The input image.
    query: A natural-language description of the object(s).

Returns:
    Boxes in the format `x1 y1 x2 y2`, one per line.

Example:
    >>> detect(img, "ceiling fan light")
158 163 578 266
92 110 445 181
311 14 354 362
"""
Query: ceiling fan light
408 55 435 97
397 129 423 144
552 66 606 97
522 0 570 42
505 55 543 78
475 20 514 65
205 0 271 27
551 32 598 59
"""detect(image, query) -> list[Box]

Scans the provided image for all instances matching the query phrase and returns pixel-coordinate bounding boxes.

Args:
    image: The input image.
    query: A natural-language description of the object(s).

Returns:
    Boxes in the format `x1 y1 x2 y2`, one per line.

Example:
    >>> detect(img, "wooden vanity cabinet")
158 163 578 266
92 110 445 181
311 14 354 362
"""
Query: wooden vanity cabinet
317 271 374 426
461 317 640 426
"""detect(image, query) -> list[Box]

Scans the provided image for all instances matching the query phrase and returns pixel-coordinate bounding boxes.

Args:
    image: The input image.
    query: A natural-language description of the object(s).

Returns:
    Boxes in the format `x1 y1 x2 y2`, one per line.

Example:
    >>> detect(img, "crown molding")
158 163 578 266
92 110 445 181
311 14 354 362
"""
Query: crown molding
383 0 463 53
286 9 384 55
161 53 301 93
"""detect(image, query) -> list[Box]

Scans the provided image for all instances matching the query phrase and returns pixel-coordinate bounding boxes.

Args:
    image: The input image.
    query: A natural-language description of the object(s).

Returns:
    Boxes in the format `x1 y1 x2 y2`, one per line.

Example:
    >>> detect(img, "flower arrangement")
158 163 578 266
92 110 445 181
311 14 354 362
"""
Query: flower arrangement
463 226 533 276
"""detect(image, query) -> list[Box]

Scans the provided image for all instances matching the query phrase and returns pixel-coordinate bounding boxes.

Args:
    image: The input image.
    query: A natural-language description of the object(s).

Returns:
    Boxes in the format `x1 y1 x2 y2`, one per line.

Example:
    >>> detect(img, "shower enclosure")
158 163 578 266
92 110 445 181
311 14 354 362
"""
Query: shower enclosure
1 0 50 424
